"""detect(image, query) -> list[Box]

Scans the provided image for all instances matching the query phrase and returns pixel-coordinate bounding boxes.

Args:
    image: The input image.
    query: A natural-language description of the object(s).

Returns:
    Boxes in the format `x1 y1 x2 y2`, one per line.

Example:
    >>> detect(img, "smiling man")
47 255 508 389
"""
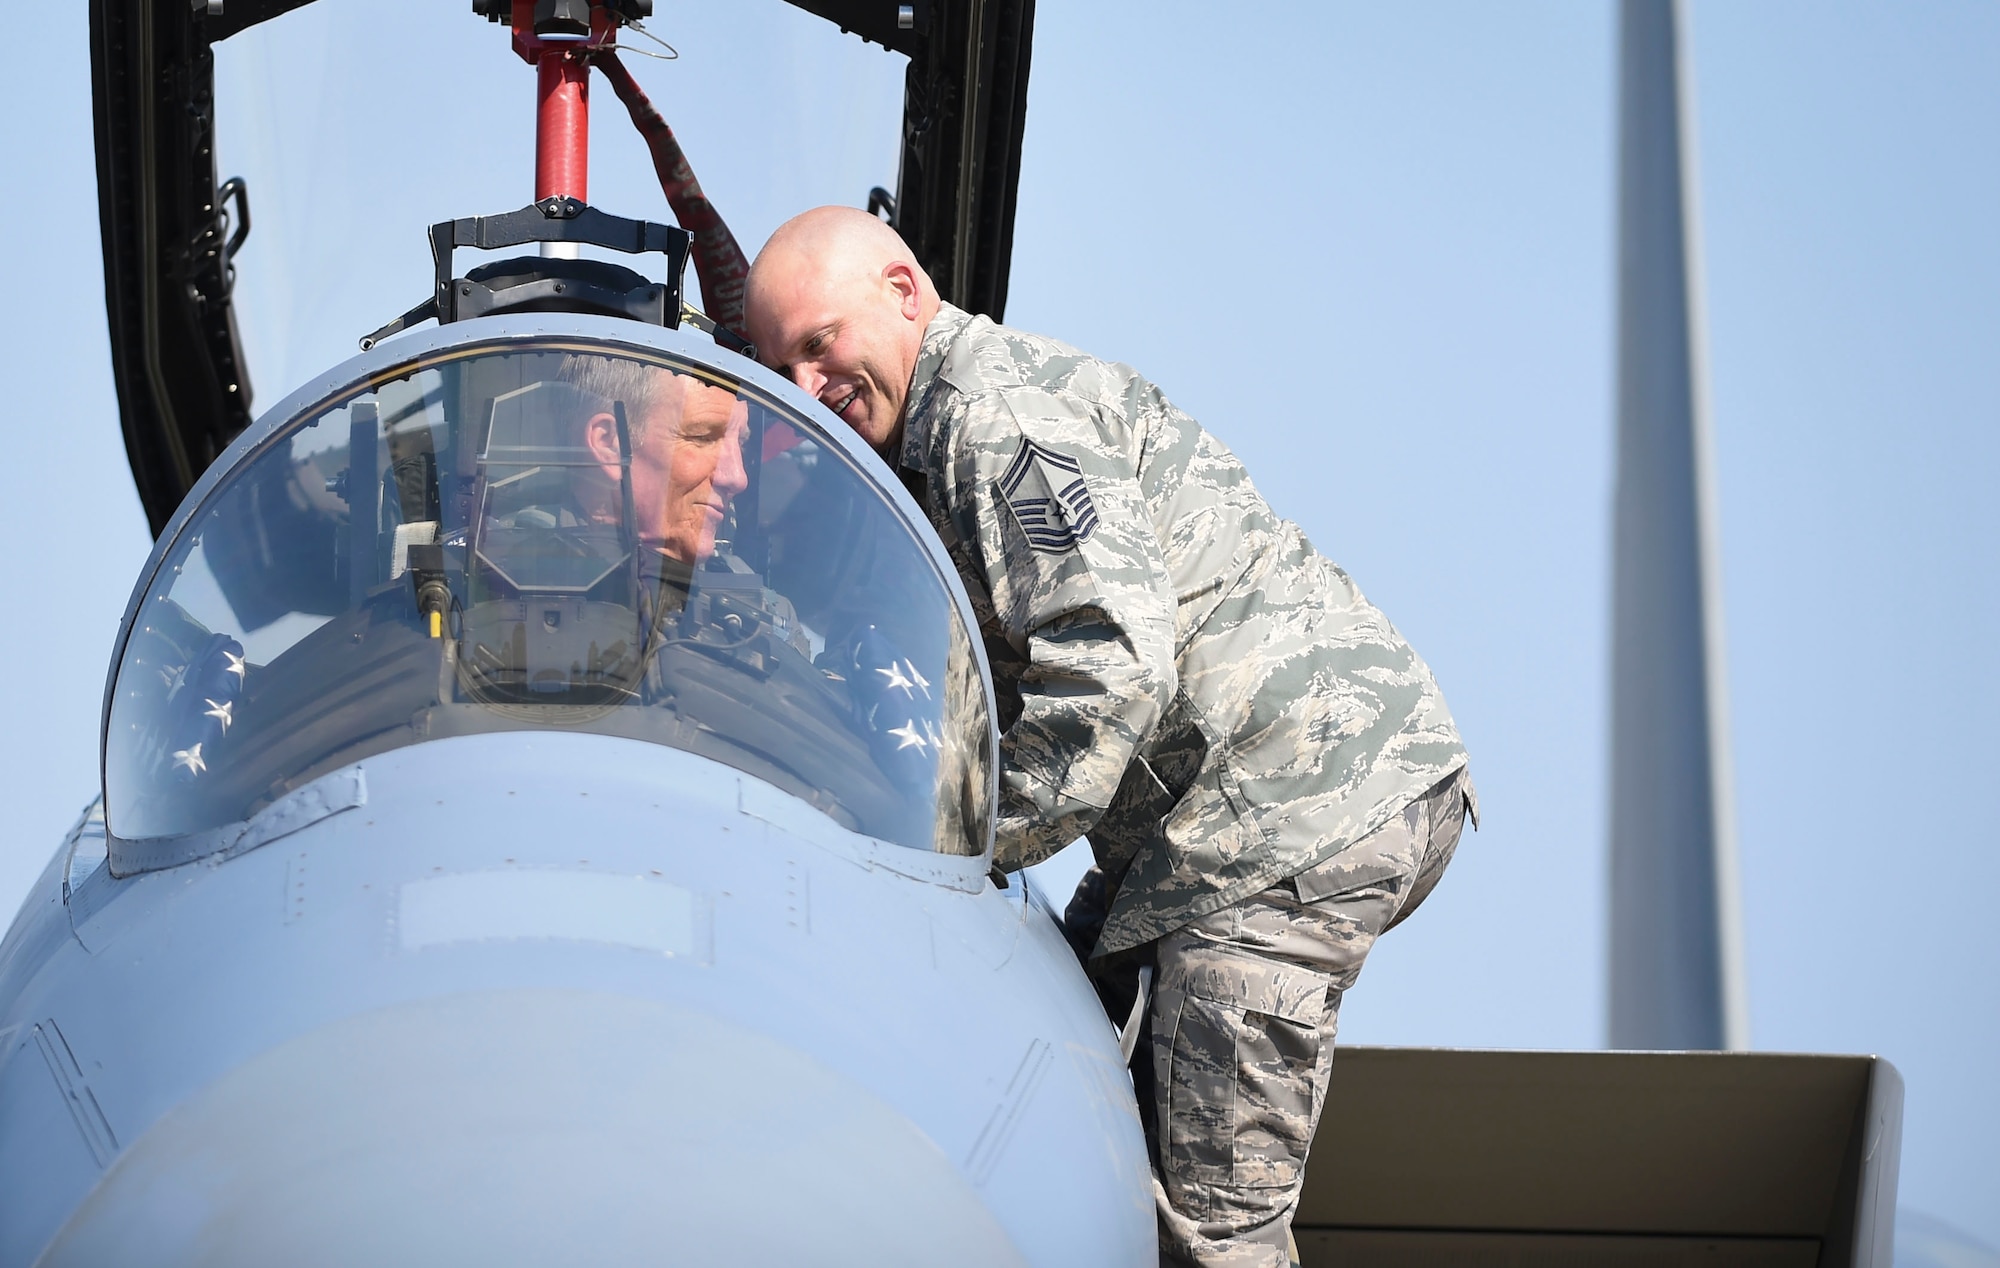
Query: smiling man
558 356 749 563
746 206 1475 1268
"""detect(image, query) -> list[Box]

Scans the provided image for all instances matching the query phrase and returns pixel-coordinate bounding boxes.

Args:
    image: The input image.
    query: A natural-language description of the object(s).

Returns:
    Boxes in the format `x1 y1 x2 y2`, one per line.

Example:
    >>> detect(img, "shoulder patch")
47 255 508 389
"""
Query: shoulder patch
997 438 1100 554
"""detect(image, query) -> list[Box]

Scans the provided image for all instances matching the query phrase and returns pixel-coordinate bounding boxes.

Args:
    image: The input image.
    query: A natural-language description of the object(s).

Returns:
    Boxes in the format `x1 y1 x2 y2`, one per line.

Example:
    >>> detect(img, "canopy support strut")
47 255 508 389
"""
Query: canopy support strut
506 0 618 237
534 49 590 204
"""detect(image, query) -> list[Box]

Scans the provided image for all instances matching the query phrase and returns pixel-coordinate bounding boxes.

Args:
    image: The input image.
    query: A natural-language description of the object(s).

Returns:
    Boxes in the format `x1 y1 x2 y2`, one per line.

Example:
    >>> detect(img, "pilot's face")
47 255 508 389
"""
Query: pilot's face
594 380 749 562
640 383 749 562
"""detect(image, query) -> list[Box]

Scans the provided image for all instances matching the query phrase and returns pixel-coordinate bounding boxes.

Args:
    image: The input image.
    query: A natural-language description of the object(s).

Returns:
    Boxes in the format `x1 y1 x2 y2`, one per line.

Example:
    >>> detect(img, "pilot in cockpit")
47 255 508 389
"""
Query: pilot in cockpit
547 354 750 566
117 340 968 855
471 353 761 643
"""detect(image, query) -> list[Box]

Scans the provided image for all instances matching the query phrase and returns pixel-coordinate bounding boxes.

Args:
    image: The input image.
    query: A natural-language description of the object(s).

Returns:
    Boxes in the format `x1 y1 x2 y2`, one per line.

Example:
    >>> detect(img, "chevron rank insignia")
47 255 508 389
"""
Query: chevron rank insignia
997 439 1100 554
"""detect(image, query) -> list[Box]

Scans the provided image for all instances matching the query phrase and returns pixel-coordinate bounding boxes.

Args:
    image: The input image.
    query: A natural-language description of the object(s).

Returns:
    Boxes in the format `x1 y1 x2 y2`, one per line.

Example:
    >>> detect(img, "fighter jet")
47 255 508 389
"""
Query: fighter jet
0 2 1159 1263
0 2 1906 1265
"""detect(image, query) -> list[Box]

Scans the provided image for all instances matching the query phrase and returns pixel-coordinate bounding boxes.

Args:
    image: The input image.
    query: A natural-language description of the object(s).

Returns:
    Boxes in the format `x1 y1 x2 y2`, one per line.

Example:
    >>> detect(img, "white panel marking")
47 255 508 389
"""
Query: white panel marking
398 870 695 957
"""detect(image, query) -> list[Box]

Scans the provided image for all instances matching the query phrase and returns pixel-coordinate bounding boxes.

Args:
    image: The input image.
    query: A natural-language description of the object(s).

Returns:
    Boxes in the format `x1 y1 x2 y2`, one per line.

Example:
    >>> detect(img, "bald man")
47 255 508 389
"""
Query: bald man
747 207 1476 1268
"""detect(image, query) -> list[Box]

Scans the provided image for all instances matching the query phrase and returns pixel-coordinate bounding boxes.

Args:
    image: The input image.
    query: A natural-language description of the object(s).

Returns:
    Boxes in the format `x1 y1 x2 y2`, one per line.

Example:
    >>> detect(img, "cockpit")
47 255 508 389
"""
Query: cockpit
104 327 994 864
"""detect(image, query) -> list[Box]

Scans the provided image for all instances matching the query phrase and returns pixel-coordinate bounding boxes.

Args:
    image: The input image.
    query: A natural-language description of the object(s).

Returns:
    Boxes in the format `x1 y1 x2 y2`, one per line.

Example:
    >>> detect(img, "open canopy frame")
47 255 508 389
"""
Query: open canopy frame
90 0 1034 536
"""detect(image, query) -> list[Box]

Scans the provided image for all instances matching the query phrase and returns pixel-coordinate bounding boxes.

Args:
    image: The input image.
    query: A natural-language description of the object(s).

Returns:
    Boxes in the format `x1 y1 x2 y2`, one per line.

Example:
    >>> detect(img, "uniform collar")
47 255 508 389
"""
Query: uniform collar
897 302 975 473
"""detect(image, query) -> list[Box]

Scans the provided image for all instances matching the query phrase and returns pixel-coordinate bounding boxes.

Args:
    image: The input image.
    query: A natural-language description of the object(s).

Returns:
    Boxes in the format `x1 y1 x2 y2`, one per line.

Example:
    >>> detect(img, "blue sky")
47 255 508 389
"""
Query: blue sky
0 0 1991 1247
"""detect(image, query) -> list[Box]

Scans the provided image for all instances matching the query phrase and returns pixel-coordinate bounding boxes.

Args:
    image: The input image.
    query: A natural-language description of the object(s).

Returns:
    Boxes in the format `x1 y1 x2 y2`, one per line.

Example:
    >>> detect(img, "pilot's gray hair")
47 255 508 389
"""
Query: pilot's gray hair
553 354 683 441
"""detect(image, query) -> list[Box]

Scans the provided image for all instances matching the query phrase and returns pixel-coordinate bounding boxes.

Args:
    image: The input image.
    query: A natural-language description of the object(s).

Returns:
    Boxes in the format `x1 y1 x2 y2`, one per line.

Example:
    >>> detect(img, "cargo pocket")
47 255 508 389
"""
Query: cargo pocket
1157 951 1332 1192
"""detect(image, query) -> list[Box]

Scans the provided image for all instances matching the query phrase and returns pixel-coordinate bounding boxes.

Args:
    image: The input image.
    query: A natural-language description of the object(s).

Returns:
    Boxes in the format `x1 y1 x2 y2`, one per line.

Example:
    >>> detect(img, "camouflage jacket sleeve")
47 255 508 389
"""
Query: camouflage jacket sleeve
938 385 1180 870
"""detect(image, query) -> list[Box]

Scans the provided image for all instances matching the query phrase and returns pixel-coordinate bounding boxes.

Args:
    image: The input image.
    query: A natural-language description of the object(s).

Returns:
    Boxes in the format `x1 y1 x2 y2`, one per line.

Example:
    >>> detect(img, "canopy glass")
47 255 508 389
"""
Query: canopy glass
106 335 991 856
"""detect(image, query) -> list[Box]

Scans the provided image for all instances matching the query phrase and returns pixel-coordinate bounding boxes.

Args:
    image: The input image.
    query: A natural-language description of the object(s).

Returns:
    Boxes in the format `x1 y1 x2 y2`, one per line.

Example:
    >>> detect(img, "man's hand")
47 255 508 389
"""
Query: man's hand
1061 865 1111 966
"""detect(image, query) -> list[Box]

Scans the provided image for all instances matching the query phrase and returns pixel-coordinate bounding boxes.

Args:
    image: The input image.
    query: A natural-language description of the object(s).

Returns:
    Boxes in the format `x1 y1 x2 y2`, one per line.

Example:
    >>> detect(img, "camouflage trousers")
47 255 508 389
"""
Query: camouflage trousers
1120 766 1471 1268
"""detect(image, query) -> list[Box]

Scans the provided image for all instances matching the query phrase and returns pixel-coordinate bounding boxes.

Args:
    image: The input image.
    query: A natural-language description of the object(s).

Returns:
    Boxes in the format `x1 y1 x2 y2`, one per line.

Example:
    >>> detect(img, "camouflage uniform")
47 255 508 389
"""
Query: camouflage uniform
897 304 1475 1264
1144 766 1470 1265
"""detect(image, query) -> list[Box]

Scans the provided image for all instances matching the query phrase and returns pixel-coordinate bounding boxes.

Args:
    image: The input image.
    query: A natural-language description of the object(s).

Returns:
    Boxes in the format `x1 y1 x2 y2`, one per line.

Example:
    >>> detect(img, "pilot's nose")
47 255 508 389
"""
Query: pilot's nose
716 424 750 500
792 364 825 398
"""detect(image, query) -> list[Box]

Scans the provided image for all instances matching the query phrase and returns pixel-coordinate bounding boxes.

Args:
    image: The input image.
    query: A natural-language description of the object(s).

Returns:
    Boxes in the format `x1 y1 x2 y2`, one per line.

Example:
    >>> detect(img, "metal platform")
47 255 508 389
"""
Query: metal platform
1297 1047 1901 1268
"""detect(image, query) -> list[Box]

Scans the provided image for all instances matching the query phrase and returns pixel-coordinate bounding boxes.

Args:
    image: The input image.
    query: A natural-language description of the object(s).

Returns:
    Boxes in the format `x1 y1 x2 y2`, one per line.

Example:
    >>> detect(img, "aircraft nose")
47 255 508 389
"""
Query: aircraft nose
36 989 1027 1268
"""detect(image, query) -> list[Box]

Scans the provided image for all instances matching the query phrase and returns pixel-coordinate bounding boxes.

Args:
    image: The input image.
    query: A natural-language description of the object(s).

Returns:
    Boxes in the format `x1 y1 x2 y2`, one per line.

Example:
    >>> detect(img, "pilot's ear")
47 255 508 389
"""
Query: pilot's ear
582 411 625 471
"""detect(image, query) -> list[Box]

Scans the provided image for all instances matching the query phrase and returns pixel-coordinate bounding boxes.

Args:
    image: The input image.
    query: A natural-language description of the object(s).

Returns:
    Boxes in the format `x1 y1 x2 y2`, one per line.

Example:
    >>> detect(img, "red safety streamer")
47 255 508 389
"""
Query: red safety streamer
595 51 749 336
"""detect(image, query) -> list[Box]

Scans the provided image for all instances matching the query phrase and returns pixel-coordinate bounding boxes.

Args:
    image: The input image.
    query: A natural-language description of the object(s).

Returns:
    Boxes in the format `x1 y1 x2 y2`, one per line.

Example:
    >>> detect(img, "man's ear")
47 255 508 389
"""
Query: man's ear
883 260 922 320
582 412 625 476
